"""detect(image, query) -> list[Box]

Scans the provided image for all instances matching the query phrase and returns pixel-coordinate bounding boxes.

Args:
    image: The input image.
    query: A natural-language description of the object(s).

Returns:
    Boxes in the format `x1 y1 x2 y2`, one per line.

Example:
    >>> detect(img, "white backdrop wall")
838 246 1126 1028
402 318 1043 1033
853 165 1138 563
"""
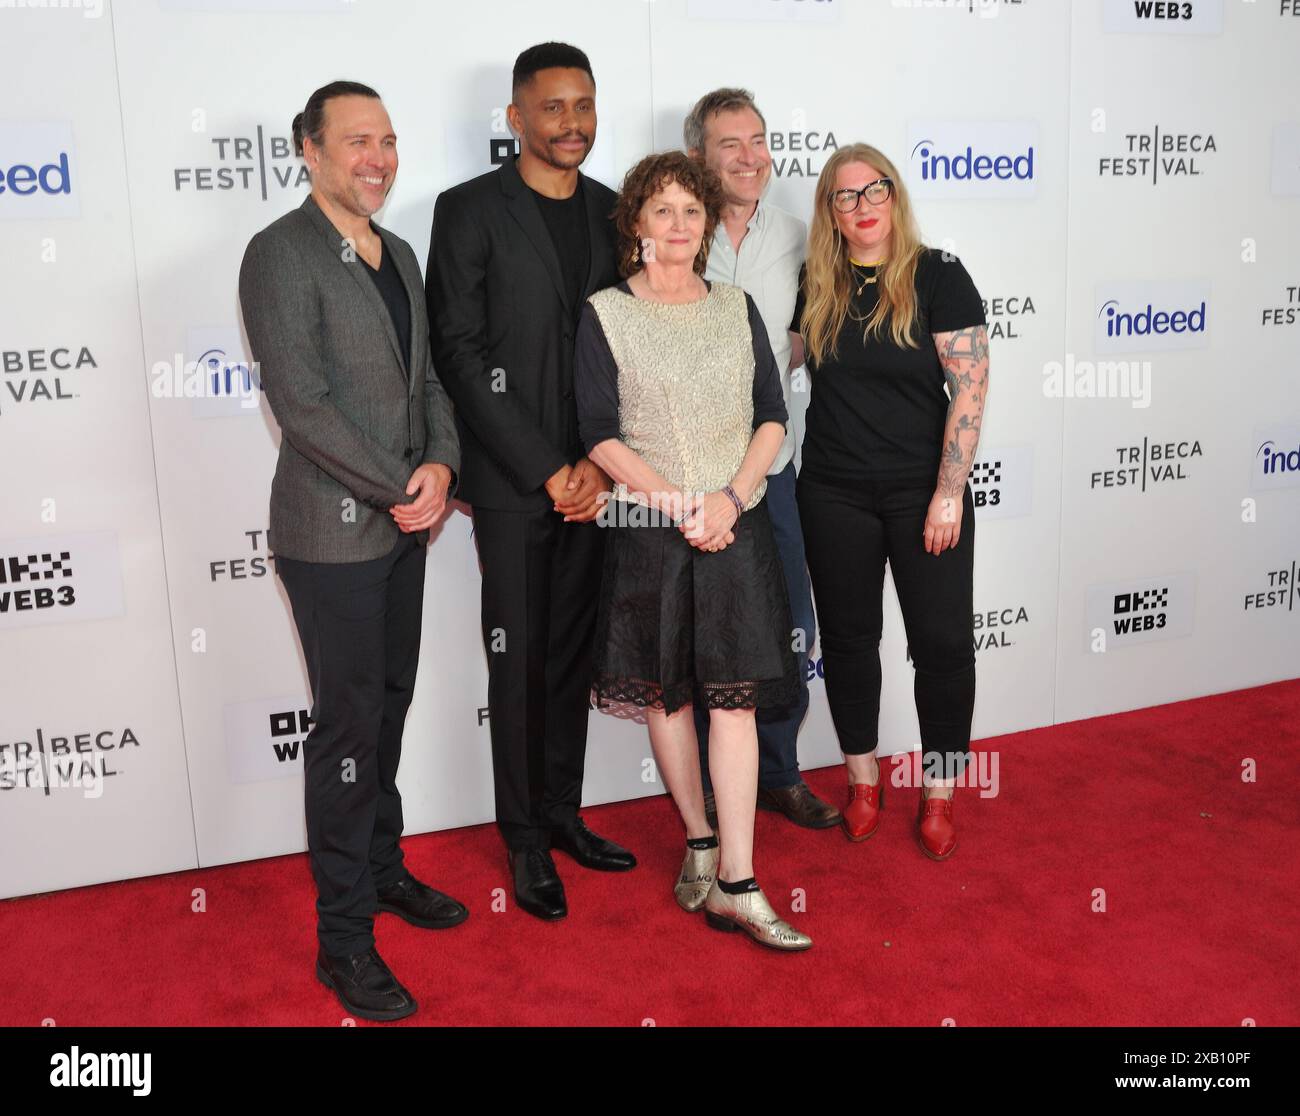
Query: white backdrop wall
1 0 1296 900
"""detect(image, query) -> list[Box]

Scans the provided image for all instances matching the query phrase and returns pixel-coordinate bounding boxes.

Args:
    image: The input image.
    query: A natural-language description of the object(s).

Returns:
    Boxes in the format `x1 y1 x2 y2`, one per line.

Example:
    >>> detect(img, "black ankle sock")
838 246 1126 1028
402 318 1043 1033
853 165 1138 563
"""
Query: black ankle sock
686 834 718 850
718 876 758 894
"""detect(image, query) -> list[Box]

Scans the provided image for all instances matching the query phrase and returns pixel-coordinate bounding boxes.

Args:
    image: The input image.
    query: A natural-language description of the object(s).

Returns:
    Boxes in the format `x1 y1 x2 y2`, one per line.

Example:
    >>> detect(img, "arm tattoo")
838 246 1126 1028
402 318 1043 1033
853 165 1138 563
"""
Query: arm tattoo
934 325 990 499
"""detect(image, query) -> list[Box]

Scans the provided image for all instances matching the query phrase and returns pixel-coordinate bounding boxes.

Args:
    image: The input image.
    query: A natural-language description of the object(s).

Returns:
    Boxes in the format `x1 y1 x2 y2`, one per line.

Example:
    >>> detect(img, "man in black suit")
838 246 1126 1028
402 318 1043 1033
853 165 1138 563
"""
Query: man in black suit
240 81 465 1022
426 42 636 920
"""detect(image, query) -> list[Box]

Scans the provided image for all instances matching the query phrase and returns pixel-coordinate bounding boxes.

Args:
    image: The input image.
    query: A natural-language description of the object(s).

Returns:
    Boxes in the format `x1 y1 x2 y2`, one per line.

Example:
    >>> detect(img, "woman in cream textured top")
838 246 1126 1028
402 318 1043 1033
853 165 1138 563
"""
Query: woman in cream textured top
574 151 810 952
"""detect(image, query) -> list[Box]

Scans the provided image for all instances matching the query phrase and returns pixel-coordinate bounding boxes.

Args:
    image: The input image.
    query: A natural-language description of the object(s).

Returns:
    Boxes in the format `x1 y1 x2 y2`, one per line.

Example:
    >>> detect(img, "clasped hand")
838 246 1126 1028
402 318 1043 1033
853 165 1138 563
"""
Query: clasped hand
390 463 452 533
678 490 737 553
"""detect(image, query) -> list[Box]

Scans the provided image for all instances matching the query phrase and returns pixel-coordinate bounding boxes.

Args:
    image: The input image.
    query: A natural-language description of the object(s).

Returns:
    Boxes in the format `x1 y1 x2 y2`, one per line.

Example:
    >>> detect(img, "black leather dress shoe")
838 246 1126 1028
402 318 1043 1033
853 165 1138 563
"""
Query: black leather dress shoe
551 816 637 871
508 848 567 920
757 781 844 829
316 947 417 1022
376 875 469 930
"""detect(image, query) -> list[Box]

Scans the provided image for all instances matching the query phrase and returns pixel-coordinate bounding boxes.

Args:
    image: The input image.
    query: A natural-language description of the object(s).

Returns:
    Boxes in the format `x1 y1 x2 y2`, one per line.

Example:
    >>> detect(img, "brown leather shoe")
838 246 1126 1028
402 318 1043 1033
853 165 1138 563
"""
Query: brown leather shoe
756 781 843 829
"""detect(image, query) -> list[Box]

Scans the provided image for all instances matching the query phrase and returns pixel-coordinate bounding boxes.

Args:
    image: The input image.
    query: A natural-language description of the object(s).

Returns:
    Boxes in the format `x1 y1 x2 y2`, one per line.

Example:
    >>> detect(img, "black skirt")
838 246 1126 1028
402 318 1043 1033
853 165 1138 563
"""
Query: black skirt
592 496 801 714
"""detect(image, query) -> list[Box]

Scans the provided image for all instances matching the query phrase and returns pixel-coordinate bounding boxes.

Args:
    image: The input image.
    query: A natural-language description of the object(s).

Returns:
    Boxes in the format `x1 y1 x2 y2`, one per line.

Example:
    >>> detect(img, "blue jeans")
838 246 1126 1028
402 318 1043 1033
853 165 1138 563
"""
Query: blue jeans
696 461 814 791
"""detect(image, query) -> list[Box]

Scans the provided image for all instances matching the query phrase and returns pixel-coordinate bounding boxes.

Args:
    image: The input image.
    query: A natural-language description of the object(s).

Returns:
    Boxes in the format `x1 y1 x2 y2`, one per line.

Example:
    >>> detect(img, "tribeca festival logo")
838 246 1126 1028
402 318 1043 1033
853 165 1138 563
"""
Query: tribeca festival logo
981 293 1036 342
0 532 125 630
0 344 96 416
173 125 307 200
973 603 1030 652
765 113 839 179
1097 124 1217 184
1252 425 1300 490
1094 281 1209 354
1242 558 1300 615
151 329 262 417
1102 0 1223 34
0 725 140 797
1085 572 1195 650
1260 285 1300 328
0 121 79 220
906 122 1038 198
209 529 275 584
223 696 312 784
968 446 1032 519
1088 435 1203 492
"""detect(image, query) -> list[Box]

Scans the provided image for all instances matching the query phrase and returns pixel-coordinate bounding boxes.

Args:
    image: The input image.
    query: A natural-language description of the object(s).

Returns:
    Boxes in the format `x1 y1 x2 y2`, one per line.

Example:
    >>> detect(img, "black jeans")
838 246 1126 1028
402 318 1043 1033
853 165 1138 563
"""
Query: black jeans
797 472 975 779
276 532 425 957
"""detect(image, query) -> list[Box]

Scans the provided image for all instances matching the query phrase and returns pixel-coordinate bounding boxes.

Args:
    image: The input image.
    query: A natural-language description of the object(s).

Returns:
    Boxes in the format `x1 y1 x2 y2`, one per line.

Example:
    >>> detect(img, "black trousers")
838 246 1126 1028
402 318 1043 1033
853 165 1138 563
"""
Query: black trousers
797 472 975 779
276 532 425 957
471 506 605 850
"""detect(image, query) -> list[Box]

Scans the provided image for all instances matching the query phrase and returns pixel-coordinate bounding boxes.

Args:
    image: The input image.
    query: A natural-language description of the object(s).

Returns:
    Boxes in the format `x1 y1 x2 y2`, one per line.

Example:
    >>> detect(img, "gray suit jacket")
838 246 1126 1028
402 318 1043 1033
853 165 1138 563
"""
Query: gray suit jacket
238 194 459 563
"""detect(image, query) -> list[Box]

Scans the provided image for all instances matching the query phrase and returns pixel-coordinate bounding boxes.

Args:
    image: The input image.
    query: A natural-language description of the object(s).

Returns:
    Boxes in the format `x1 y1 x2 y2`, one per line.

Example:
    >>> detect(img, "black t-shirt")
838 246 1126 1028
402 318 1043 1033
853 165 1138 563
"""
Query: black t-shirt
532 185 591 316
791 247 985 481
362 241 412 371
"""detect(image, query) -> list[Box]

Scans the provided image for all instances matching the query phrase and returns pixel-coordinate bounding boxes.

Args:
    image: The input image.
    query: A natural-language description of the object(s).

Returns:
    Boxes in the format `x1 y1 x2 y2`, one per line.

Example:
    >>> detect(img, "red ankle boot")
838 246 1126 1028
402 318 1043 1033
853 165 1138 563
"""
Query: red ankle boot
842 778 883 842
917 790 956 860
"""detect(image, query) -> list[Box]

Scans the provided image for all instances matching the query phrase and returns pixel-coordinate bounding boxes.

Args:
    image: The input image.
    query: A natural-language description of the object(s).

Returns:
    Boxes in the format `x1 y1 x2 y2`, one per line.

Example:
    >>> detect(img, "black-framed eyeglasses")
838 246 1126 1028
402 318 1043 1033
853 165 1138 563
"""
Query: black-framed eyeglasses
832 178 894 212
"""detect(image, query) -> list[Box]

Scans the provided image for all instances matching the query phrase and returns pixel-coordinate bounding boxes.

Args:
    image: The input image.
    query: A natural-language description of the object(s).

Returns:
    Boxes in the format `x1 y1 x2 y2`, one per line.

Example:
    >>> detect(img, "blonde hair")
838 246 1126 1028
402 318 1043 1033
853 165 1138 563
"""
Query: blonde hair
803 143 924 364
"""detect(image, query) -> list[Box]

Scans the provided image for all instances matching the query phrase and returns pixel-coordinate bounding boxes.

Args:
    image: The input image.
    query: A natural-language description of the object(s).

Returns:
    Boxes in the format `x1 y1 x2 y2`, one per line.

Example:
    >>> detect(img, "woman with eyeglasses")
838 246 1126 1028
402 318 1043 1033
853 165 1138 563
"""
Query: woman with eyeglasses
791 143 990 859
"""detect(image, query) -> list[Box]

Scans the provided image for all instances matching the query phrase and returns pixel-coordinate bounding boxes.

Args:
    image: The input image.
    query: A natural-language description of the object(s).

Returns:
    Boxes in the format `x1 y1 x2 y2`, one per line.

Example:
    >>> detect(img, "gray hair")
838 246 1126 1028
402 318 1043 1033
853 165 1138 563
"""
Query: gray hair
683 88 767 154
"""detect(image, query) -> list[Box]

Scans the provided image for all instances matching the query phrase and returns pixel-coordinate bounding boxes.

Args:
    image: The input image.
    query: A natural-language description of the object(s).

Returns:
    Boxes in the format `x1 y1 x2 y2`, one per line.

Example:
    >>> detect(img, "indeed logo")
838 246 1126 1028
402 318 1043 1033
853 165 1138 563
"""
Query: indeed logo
1094 281 1211 353
1098 298 1206 339
0 124 80 220
198 348 260 402
1257 440 1300 476
0 152 71 197
910 139 1034 183
905 122 1039 198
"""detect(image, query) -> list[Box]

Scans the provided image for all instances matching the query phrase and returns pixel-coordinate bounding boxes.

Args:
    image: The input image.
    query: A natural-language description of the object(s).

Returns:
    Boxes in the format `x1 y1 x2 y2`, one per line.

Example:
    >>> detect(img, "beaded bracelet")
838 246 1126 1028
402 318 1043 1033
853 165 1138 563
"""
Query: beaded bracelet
722 484 745 518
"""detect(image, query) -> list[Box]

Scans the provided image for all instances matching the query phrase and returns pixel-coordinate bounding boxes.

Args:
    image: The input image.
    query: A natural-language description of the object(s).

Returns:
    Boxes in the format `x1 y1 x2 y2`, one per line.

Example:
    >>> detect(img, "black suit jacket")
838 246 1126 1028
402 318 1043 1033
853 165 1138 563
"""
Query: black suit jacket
425 156 620 511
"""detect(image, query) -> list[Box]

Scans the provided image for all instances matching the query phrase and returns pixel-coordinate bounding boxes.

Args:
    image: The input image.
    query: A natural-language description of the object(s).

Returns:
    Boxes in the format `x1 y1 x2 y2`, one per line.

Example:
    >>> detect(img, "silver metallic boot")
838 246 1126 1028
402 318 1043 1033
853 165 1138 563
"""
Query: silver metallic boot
702 880 812 951
674 844 720 912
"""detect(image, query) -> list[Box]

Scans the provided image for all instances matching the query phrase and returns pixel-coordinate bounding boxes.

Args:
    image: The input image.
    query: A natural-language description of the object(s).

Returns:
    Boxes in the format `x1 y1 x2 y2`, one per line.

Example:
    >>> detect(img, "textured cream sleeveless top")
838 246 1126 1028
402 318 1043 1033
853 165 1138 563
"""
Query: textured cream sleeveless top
587 281 768 510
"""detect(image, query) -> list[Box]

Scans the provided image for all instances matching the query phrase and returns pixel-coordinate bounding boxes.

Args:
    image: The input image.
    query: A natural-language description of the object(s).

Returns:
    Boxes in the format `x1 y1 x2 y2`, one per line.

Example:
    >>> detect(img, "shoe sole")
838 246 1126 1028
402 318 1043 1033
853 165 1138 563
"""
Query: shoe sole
842 820 880 842
756 798 843 830
375 901 470 930
550 847 637 872
316 964 418 1022
703 910 813 952
520 905 567 920
918 836 957 861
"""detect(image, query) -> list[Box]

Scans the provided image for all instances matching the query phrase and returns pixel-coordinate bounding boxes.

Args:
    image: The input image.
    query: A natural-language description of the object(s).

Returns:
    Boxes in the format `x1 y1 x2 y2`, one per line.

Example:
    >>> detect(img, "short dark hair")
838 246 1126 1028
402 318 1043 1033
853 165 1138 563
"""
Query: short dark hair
612 151 725 278
292 80 381 157
511 42 594 101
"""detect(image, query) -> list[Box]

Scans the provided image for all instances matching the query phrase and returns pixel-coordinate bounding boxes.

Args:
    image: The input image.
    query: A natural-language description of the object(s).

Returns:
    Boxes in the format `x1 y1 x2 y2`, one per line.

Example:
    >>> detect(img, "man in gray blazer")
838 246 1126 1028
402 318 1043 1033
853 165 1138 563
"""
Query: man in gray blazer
239 81 462 1023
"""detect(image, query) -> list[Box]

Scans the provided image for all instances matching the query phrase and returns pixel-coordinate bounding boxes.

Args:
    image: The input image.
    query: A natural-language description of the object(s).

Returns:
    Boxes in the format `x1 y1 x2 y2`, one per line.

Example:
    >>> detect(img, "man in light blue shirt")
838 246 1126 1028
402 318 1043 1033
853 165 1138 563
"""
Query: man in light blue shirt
686 88 840 831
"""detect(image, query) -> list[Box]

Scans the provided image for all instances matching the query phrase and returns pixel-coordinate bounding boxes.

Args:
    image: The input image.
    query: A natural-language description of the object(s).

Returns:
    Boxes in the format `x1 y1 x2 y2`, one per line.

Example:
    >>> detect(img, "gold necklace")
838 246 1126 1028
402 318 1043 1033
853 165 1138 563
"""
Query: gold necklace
850 258 885 295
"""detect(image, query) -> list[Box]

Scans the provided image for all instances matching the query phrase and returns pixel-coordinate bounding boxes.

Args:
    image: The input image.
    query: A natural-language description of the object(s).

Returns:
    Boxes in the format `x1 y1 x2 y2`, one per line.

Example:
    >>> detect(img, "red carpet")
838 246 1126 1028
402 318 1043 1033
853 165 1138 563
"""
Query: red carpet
3 680 1298 1028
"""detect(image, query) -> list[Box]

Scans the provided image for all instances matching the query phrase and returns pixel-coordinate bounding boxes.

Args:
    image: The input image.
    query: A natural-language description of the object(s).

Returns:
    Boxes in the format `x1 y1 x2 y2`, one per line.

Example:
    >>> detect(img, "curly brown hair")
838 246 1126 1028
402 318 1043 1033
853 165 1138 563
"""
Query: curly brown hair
612 151 724 278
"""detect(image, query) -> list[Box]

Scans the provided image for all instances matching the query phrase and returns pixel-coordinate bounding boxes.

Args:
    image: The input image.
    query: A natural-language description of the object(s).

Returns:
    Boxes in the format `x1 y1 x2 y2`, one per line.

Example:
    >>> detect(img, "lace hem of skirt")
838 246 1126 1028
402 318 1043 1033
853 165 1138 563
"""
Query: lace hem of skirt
593 672 799 715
